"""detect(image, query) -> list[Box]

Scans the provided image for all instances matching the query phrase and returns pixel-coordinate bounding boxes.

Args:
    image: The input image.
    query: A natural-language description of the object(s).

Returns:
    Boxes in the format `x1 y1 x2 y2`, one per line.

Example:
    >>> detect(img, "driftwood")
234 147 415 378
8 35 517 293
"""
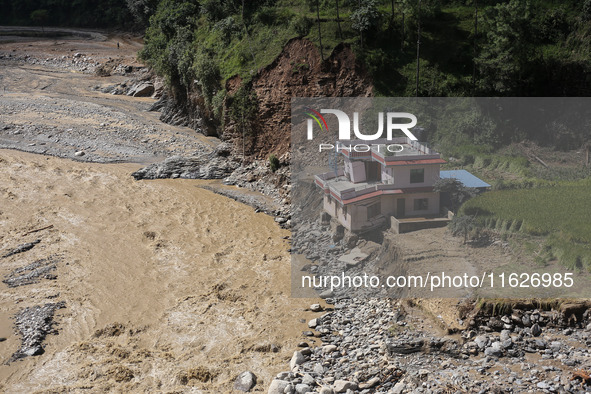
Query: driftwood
572 370 591 387
531 154 548 168
1 240 41 258
22 224 53 236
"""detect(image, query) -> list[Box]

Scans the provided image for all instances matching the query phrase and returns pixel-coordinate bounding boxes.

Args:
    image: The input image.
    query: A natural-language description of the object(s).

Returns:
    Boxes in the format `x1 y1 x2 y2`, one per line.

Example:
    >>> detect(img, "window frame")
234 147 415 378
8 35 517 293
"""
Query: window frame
410 168 425 184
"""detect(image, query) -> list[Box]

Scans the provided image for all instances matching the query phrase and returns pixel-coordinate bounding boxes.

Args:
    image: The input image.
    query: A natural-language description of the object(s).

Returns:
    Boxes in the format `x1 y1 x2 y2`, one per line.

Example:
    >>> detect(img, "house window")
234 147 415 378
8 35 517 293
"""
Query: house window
414 198 429 211
367 202 381 220
410 168 425 183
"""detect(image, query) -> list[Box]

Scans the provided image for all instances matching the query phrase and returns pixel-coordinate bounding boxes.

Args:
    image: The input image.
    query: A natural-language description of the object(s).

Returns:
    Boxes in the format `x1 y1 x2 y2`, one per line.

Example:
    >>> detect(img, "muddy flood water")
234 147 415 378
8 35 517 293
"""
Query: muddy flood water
0 30 322 392
0 150 315 392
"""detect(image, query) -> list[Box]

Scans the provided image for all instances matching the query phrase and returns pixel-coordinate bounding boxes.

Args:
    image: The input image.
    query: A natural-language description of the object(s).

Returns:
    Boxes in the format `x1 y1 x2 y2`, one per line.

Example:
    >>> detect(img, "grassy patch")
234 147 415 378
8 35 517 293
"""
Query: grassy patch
461 179 591 270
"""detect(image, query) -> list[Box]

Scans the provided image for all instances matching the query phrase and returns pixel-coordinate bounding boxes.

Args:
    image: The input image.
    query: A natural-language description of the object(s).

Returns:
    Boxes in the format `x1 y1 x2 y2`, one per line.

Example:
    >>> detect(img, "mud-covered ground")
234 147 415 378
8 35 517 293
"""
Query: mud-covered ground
0 26 218 163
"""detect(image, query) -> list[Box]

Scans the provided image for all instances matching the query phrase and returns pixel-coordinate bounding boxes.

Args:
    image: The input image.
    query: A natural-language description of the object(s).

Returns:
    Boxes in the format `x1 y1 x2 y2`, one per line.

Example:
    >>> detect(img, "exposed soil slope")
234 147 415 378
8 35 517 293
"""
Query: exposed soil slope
225 39 373 160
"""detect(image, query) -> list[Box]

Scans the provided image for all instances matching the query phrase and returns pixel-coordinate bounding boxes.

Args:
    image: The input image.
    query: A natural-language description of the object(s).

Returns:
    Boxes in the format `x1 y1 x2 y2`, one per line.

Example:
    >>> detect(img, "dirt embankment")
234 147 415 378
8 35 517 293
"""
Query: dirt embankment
223 39 373 160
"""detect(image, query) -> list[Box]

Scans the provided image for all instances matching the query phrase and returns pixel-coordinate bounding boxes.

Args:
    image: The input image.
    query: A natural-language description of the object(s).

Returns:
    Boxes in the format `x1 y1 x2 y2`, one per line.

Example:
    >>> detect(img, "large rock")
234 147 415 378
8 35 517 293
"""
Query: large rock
131 143 238 180
234 371 257 392
484 341 504 357
359 377 380 389
322 344 337 354
333 380 357 393
290 351 306 371
474 335 488 350
268 379 290 394
127 81 154 97
392 382 405 394
295 383 311 394
386 339 424 355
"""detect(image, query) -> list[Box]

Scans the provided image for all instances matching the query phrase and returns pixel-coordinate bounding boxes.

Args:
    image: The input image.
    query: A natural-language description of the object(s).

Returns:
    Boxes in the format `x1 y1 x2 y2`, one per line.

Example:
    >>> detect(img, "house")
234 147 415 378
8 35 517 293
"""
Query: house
314 137 447 233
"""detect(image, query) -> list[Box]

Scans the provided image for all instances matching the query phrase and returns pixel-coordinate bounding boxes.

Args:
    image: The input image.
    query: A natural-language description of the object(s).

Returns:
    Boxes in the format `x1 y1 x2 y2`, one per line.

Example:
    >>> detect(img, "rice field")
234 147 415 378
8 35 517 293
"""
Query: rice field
460 179 591 270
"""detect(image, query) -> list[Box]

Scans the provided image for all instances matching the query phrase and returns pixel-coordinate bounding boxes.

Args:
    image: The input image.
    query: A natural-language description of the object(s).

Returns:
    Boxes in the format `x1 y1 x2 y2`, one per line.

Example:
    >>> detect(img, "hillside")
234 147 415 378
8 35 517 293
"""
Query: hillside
132 0 591 160
7 0 584 160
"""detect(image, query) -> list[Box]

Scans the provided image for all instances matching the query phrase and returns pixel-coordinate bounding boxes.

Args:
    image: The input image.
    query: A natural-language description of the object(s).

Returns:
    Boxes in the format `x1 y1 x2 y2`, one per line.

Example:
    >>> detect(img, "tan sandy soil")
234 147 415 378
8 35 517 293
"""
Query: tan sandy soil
0 149 318 393
0 27 219 163
0 26 143 66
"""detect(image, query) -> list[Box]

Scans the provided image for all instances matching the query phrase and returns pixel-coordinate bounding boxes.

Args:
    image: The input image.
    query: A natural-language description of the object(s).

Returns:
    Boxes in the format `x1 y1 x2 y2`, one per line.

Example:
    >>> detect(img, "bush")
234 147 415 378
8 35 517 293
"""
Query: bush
214 16 241 44
584 0 591 21
291 15 312 36
448 215 477 244
269 154 280 172
201 0 231 22
192 49 221 104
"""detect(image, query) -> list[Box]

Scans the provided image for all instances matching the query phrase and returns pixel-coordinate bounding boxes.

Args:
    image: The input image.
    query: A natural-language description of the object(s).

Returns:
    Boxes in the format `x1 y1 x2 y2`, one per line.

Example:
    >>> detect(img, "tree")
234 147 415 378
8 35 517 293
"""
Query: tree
350 0 380 49
476 0 536 95
335 0 343 39
472 0 478 92
30 9 49 33
583 0 591 22
399 0 440 95
415 0 421 96
449 215 476 244
125 0 158 28
229 84 258 162
316 0 324 60
192 49 221 105
433 178 477 213
139 0 199 89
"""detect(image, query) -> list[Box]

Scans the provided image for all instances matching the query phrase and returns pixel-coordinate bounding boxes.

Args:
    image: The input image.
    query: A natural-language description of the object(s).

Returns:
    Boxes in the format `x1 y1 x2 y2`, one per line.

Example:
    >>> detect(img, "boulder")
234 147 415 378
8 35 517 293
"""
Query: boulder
234 371 257 392
127 81 155 97
131 144 238 180
333 380 357 393
268 380 290 394
289 351 306 371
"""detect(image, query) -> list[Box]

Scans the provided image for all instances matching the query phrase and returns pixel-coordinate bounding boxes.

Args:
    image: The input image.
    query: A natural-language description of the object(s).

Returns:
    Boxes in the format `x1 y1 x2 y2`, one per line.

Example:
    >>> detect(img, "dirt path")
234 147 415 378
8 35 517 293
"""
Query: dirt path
0 31 316 392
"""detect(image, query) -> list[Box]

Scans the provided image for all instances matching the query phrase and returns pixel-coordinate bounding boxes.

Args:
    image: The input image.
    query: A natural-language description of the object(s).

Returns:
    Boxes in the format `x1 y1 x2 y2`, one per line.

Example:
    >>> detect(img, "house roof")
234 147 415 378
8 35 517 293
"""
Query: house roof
335 186 435 205
370 151 446 166
439 170 491 188
385 158 447 166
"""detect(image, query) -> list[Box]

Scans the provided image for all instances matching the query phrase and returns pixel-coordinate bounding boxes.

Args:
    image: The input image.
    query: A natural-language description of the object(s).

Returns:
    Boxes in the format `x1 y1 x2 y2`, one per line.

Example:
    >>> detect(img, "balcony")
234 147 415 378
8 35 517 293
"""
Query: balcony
315 171 404 204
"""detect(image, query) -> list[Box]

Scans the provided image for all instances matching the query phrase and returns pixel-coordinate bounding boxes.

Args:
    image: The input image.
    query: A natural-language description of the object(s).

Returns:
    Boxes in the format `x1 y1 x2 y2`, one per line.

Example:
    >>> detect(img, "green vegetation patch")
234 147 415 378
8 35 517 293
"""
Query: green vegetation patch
461 179 591 270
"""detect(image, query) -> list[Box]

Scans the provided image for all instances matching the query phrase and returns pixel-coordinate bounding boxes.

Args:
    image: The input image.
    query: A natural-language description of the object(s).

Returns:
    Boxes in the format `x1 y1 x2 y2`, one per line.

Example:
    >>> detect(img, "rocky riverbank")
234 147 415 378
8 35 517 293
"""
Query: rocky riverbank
273 207 591 393
131 146 293 224
269 296 591 393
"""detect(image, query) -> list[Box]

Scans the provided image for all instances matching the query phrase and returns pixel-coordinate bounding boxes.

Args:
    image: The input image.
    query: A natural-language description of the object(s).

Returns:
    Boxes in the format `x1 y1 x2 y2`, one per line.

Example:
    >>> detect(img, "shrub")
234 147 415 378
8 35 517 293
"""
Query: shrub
192 49 221 104
291 15 312 36
269 154 280 172
448 215 477 244
214 16 241 44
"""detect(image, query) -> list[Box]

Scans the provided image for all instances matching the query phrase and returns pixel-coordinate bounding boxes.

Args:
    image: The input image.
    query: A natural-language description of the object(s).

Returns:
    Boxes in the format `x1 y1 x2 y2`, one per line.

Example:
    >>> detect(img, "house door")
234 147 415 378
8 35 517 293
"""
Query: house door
397 198 405 218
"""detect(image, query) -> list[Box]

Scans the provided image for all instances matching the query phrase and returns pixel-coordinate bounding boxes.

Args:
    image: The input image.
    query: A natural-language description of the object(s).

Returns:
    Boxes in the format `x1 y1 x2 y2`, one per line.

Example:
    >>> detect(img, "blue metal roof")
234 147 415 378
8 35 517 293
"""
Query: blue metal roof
439 170 491 188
